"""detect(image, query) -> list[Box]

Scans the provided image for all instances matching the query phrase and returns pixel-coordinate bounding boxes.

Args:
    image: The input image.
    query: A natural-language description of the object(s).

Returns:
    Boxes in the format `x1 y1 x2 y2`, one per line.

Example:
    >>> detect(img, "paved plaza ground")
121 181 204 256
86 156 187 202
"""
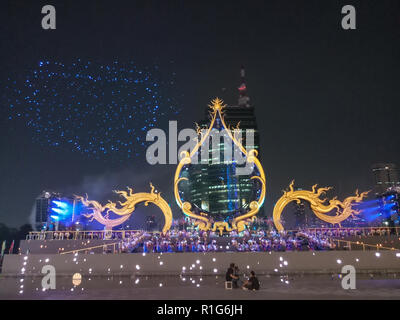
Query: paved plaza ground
1 274 400 300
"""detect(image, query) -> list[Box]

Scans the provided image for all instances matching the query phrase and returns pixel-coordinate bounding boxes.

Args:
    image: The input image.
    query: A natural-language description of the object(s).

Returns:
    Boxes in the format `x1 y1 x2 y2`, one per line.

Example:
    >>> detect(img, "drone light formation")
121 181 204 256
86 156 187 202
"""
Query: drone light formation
3 59 180 161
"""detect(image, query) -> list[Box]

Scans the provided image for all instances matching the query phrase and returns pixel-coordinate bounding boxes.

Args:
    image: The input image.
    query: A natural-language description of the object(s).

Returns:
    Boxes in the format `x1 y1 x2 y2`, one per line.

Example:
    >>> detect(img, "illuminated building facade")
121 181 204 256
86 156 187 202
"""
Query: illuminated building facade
371 163 400 195
186 68 262 221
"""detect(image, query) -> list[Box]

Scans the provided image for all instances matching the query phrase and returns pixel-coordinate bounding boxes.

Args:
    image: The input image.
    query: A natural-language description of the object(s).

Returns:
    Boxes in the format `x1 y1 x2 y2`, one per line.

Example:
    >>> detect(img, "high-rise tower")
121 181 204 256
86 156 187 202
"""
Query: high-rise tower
185 67 262 222
371 163 400 195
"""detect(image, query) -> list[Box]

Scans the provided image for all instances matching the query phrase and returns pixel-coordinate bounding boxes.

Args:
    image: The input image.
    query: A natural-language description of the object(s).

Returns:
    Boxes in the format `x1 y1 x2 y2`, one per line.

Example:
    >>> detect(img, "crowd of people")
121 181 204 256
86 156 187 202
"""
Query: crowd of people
119 228 337 253
307 228 397 237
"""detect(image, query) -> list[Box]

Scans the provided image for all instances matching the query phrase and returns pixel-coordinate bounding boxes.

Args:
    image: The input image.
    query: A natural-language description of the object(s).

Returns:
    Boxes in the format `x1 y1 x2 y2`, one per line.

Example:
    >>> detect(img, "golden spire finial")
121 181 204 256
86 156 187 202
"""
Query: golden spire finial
208 97 226 112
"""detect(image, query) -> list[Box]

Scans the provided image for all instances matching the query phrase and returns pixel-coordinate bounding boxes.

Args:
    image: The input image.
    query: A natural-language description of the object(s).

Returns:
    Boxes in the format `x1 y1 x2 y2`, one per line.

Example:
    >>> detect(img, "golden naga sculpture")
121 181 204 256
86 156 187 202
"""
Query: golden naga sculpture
174 98 266 235
273 180 369 232
75 183 172 234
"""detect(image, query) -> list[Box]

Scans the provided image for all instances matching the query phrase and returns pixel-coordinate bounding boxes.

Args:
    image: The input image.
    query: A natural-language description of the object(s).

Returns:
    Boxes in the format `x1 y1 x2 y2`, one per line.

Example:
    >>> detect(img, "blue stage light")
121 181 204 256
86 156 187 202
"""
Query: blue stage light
385 195 395 201
49 199 74 225
51 207 67 215
52 200 68 209
384 203 395 209
355 199 380 209
365 213 381 222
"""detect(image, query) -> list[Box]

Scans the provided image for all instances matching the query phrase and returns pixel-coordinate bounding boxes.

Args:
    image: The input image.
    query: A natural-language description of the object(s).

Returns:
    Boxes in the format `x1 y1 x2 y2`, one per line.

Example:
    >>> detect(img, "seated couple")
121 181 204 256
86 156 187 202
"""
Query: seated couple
225 263 260 290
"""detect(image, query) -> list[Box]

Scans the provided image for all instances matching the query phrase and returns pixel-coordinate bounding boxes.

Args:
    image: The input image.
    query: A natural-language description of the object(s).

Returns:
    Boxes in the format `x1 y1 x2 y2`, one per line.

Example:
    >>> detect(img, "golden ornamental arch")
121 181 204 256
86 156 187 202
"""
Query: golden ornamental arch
75 183 172 234
272 180 370 232
174 98 266 235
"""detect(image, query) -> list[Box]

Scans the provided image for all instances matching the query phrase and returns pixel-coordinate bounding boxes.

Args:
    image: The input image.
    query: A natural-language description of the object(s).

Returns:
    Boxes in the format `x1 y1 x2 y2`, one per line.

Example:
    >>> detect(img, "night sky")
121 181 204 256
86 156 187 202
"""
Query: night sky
0 0 399 227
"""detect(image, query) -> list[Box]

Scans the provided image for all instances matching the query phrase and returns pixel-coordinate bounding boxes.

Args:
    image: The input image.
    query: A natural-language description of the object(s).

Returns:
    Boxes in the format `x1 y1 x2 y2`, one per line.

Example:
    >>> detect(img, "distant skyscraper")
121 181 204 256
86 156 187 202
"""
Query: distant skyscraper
371 163 400 195
186 67 262 221
35 191 53 230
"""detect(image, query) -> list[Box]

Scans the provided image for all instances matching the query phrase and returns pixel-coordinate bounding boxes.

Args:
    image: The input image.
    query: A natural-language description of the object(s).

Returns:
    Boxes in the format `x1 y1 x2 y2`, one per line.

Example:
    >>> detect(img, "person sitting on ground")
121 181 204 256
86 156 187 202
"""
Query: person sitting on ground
226 263 239 285
232 265 240 288
242 271 260 291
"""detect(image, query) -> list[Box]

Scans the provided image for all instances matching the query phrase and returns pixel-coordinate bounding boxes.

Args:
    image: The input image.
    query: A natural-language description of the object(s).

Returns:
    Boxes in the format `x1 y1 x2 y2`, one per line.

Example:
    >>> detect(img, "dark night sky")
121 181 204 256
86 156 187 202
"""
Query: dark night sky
0 0 399 227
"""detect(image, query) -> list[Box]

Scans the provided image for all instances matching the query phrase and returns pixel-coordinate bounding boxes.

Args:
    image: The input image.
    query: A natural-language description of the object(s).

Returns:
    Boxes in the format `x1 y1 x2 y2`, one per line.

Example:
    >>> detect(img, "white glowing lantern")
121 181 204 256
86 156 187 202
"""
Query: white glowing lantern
336 259 342 264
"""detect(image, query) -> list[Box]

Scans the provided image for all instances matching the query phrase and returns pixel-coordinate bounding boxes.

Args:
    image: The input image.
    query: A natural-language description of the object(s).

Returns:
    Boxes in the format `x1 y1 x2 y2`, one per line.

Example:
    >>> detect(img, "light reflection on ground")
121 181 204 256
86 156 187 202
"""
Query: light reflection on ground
1 274 400 300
